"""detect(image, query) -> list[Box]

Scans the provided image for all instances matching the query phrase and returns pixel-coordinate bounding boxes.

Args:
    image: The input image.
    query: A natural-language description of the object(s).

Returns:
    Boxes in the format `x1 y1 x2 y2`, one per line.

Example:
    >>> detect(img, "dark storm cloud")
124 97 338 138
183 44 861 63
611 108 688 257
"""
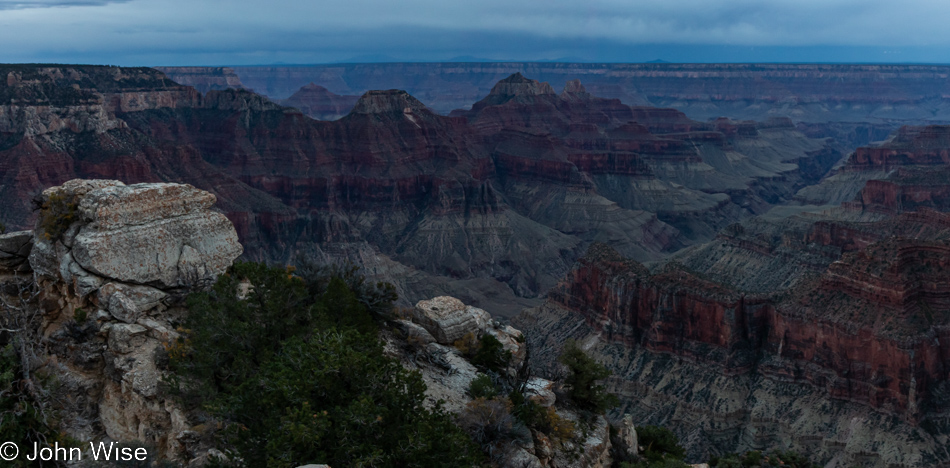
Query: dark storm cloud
0 0 949 65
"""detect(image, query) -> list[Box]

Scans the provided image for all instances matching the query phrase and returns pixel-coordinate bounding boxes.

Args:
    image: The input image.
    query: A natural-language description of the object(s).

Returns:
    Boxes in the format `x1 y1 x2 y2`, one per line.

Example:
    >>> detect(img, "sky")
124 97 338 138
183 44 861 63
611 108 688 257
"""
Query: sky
2 0 950 65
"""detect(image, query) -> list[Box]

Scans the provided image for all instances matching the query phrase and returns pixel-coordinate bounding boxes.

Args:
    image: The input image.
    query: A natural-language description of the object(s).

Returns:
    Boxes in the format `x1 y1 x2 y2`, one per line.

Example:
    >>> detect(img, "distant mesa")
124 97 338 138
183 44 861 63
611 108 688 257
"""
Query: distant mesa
348 89 430 115
486 72 557 100
279 82 360 120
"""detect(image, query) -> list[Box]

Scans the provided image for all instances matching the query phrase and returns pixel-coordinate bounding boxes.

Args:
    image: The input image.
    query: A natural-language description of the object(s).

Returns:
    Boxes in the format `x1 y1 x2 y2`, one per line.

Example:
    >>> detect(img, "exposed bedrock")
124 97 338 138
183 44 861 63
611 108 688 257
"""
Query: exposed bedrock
1 179 242 462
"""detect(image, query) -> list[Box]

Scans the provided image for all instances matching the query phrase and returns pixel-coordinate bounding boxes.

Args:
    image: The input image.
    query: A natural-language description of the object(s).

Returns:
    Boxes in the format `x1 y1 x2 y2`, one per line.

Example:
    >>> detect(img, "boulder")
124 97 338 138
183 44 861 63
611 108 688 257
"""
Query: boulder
0 230 33 272
394 319 437 346
98 282 168 323
31 180 242 289
524 377 557 407
411 296 491 344
484 323 527 369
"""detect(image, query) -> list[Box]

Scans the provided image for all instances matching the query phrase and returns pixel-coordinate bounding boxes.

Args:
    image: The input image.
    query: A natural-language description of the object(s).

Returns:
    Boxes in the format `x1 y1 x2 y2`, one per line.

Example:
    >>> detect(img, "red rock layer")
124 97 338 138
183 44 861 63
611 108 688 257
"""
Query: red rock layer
550 242 950 423
845 126 950 171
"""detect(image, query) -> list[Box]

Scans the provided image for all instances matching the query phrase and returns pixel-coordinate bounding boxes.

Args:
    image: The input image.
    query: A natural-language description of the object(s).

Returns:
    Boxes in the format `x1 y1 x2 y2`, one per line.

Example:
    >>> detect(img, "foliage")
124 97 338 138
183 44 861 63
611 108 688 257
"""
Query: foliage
468 374 500 400
457 397 527 463
295 261 397 318
0 221 5 234
638 425 687 463
709 450 817 468
453 332 480 357
558 340 619 413
38 192 79 242
508 391 574 443
220 330 481 467
471 333 511 373
169 262 482 467
621 459 690 468
73 307 87 323
0 345 63 468
618 425 689 468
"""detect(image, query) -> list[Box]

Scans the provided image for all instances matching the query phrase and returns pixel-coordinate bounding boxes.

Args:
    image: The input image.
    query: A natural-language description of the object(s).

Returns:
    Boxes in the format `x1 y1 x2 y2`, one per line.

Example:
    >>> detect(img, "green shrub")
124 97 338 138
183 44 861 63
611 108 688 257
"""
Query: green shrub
509 390 574 442
622 459 690 468
471 333 511 373
468 374 499 399
558 340 619 413
638 425 686 463
38 191 79 242
709 450 817 468
169 262 482 467
220 329 481 467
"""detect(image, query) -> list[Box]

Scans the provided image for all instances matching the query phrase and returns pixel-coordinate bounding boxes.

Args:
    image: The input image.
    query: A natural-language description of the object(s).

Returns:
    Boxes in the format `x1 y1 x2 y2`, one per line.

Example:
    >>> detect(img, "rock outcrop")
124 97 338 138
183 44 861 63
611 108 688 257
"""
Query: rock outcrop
388 295 624 468
2 179 242 462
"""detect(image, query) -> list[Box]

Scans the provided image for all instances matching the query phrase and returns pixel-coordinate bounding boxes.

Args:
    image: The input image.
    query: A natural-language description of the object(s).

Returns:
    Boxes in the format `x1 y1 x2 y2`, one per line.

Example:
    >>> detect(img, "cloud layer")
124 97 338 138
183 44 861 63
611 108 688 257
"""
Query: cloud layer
1 0 949 65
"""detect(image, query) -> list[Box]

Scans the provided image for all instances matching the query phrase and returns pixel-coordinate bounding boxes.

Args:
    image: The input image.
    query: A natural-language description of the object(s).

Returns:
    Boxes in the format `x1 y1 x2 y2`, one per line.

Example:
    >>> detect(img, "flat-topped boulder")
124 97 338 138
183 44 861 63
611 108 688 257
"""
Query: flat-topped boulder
30 179 242 289
411 296 491 344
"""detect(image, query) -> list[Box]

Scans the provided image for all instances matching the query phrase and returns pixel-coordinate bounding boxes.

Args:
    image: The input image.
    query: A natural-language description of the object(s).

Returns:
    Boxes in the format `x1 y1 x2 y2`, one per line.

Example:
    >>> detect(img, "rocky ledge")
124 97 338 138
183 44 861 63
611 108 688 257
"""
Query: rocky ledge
388 295 633 468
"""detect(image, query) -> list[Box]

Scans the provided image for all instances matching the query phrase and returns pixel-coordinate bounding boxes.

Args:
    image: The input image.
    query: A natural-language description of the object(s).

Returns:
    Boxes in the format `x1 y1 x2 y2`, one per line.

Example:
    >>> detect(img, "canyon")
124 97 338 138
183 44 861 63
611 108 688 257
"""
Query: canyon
514 126 950 465
0 65 838 316
6 63 950 466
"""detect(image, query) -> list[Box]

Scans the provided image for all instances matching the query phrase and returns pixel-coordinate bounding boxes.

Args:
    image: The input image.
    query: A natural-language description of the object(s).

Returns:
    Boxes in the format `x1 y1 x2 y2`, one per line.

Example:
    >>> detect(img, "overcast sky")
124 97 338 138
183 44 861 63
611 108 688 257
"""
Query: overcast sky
2 0 950 65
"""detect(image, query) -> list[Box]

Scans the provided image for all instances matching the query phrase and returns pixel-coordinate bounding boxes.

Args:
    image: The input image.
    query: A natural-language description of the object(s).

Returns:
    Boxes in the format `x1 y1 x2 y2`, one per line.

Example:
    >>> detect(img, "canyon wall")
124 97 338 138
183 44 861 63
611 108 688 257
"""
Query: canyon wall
515 242 950 467
1 65 838 316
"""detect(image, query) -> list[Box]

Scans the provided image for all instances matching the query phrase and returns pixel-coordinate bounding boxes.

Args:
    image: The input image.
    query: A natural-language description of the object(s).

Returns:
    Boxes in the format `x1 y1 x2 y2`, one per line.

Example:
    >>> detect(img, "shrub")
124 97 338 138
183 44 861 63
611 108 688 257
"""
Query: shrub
38 191 79 242
508 390 575 443
0 345 64 468
220 329 481 467
169 262 482 467
709 450 817 468
638 425 686 463
471 333 511 373
468 374 499 399
0 221 5 234
457 397 527 461
558 340 619 413
73 307 88 323
453 332 480 357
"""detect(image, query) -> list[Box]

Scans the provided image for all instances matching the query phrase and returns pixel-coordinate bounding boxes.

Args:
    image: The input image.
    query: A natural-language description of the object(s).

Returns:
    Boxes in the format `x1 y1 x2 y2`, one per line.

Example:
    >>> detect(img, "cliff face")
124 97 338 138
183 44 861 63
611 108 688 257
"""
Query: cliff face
453 75 840 245
0 179 242 462
0 65 839 316
515 242 950 467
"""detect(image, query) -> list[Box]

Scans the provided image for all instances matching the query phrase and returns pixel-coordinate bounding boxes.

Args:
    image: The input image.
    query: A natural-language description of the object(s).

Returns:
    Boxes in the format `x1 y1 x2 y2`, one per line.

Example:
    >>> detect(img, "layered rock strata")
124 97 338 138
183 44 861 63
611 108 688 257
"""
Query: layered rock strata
1 179 242 461
0 65 841 316
515 243 950 467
